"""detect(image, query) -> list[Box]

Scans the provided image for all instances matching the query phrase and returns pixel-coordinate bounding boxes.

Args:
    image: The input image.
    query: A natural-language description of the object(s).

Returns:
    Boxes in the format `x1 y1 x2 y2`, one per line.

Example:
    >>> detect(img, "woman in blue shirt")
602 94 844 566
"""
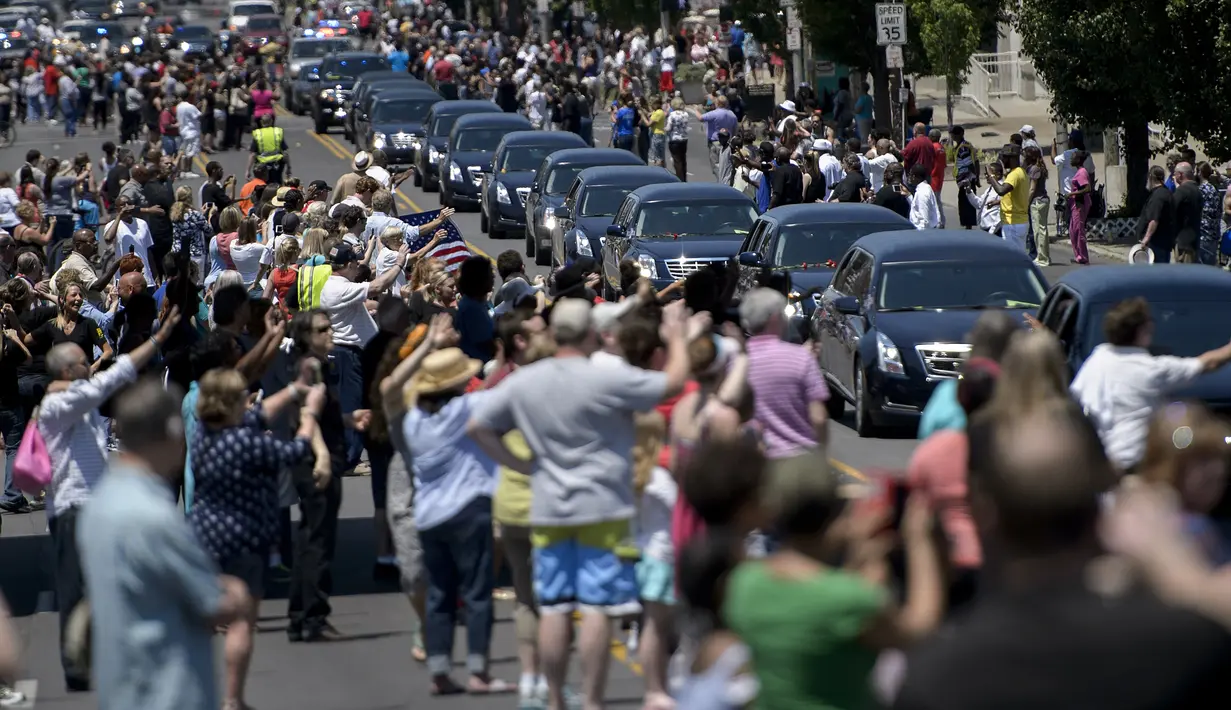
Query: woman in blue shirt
854 81 874 142
388 42 410 73
612 96 637 152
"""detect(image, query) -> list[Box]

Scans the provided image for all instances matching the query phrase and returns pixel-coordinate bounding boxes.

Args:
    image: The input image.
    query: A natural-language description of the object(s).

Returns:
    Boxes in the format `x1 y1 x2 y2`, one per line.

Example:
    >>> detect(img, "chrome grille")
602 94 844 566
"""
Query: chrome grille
515 187 530 204
915 343 971 379
390 133 417 148
664 257 729 280
337 89 352 100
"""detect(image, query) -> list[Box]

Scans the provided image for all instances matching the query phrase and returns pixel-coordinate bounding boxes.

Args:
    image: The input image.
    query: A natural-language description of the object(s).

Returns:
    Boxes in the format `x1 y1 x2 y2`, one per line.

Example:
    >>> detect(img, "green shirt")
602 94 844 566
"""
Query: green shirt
724 562 887 710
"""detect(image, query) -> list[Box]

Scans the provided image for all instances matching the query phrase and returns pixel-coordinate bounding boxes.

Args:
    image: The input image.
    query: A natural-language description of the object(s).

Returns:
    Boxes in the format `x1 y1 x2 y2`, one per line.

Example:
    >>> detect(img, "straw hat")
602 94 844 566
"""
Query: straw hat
409 348 482 396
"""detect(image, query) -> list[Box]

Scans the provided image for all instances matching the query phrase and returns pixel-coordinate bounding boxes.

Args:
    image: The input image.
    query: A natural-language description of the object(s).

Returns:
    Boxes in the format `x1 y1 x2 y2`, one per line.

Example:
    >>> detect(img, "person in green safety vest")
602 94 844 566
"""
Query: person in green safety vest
246 114 291 185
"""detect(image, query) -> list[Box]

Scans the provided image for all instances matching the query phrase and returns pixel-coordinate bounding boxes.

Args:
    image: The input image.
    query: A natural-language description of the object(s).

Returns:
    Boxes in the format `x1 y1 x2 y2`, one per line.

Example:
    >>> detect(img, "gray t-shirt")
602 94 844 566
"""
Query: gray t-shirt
78 463 222 710
473 355 667 526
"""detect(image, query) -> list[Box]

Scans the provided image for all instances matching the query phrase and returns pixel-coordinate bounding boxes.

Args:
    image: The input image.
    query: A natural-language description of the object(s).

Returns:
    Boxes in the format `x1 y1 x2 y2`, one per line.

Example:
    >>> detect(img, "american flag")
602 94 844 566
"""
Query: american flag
400 210 472 271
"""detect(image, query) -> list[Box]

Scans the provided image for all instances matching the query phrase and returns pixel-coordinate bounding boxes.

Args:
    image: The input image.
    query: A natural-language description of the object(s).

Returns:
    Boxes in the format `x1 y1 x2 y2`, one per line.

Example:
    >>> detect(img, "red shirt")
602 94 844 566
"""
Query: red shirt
655 380 700 469
432 60 455 84
929 141 946 193
357 9 373 28
159 108 178 137
902 134 935 175
44 65 59 95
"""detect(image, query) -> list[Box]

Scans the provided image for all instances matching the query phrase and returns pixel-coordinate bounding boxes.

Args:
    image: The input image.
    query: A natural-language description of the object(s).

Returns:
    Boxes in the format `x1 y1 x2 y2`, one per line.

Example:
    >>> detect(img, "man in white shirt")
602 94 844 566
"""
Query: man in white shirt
865 138 900 192
103 197 154 283
1070 297 1231 472
813 140 845 201
527 87 549 129
361 190 452 247
175 96 202 178
906 163 940 230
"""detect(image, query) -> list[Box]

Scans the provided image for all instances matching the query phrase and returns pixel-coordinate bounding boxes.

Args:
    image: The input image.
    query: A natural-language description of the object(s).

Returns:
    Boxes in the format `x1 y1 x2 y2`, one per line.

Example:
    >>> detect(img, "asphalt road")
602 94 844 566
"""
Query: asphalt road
0 111 1114 707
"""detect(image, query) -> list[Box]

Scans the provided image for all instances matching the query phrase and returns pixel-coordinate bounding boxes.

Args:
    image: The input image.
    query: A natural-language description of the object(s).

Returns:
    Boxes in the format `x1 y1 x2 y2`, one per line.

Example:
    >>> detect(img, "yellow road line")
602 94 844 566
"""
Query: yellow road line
831 458 867 481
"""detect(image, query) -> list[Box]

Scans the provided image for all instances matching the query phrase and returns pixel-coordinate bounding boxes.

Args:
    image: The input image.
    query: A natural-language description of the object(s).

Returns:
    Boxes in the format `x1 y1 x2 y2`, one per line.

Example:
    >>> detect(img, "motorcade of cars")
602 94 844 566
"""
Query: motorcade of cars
236 14 287 56
349 76 431 144
737 203 912 342
109 0 157 19
415 100 503 192
344 72 426 143
479 131 588 240
812 230 1047 436
523 147 645 267
1035 264 1231 414
169 24 217 60
440 112 533 210
307 51 389 134
0 32 31 61
283 36 353 113
69 0 111 20
59 19 124 53
600 182 757 299
360 87 442 170
225 0 275 32
553 165 679 270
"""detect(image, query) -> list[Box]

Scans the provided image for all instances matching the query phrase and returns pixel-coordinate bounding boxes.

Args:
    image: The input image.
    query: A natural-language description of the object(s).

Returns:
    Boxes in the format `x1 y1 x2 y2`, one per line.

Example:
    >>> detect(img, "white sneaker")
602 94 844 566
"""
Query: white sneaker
0 685 26 706
47 119 58 126
179 171 200 179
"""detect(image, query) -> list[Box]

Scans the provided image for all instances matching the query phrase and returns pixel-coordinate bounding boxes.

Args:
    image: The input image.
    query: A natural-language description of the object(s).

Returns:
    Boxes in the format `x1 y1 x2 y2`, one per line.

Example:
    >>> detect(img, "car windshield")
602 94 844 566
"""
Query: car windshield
233 4 274 15
454 128 509 153
634 201 756 236
1082 301 1231 359
430 114 458 136
1 38 29 50
877 262 1046 311
292 40 347 57
247 16 281 30
546 165 586 195
774 223 903 266
322 56 388 81
176 26 212 39
372 97 434 121
580 187 630 217
500 147 553 172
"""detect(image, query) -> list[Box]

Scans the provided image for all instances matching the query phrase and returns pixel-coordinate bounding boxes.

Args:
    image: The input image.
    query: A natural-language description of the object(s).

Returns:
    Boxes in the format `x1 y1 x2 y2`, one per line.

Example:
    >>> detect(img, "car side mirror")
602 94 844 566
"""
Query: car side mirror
833 295 860 315
556 206 570 220
606 225 624 237
737 251 761 266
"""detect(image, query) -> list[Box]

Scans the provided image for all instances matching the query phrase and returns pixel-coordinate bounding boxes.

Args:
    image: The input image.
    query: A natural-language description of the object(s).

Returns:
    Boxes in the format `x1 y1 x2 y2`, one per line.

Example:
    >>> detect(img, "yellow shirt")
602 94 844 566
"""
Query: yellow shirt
649 109 667 135
493 430 532 527
1000 167 1030 225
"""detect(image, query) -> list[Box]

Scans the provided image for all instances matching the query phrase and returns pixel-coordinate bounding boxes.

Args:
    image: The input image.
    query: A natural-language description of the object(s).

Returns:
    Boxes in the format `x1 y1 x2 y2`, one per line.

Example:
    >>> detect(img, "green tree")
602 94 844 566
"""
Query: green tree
1016 0 1174 213
909 0 979 130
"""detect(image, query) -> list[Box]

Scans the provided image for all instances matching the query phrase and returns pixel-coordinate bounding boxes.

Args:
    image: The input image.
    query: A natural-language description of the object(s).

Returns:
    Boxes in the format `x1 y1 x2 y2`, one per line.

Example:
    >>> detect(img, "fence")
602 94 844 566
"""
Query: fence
961 51 1041 117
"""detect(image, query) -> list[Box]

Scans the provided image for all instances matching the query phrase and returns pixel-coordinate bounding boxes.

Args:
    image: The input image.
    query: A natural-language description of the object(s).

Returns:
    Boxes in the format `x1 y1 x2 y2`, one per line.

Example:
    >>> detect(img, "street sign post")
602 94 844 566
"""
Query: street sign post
787 27 801 51
885 44 903 68
876 3 906 46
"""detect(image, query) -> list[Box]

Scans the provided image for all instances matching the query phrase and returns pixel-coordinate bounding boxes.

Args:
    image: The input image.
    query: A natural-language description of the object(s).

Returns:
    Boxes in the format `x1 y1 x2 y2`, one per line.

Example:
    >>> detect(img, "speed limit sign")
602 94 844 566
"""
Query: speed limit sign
876 3 906 46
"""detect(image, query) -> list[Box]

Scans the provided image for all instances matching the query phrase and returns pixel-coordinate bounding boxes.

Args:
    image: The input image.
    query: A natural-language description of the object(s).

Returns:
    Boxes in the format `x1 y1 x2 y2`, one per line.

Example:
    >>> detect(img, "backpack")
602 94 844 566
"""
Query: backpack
13 408 50 494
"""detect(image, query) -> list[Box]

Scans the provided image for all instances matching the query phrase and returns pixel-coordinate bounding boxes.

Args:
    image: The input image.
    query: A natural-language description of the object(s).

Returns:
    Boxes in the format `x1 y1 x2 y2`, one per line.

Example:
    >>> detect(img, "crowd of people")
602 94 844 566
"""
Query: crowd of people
0 2 1228 710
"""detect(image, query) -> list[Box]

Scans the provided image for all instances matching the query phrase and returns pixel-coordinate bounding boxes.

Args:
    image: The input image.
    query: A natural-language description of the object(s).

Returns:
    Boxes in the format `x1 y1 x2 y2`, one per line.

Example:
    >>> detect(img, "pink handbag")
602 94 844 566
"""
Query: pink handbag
13 413 51 494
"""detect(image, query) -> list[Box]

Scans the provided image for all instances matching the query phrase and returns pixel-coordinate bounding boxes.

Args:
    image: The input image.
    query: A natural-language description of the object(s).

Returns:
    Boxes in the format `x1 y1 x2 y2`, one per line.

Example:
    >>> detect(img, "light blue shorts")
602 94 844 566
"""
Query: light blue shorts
636 557 675 605
531 521 640 616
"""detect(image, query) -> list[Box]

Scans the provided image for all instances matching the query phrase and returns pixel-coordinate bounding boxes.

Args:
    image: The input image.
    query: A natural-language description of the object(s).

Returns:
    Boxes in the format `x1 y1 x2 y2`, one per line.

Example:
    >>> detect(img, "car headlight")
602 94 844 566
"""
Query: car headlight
576 233 592 256
449 161 462 183
785 290 803 317
496 182 510 204
876 331 905 375
428 146 441 162
372 132 387 150
132 36 143 45
543 207 556 231
179 41 190 51
320 88 335 100
637 254 658 279
289 62 302 77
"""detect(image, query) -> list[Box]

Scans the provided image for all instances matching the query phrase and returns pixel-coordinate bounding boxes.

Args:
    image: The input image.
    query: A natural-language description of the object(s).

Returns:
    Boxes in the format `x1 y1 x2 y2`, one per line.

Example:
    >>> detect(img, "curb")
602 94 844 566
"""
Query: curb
1088 241 1130 263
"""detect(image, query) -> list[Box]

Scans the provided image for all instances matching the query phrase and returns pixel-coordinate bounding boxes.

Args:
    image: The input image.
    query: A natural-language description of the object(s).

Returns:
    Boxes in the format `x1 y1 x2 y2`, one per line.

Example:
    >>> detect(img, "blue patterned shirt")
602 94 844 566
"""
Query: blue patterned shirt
189 408 311 561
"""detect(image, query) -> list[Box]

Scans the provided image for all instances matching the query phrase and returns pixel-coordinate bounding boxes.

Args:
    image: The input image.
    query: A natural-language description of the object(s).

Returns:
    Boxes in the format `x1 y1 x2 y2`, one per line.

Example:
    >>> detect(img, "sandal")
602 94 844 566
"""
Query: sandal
430 675 465 696
468 675 515 695
411 631 426 663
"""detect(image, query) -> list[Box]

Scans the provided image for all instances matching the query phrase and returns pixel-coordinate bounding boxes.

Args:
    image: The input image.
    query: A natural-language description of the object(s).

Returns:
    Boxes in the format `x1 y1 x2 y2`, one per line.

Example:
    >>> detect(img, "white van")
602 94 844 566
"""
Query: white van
226 0 277 31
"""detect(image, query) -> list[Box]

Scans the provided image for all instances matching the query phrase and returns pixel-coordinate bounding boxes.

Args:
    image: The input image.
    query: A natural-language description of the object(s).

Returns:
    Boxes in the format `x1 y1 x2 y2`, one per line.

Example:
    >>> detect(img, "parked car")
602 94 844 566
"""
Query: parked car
350 76 431 144
361 88 442 170
308 51 389 134
415 100 503 192
283 36 353 114
441 113 533 210
524 147 644 267
480 131 588 240
600 183 757 299
737 203 912 342
554 165 679 269
1036 264 1231 413
812 230 1047 435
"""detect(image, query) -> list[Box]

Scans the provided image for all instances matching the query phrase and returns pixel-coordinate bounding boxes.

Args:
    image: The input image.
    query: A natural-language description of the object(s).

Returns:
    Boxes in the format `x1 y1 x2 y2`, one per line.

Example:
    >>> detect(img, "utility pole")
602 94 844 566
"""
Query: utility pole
876 2 907 144
537 0 550 39
782 0 802 100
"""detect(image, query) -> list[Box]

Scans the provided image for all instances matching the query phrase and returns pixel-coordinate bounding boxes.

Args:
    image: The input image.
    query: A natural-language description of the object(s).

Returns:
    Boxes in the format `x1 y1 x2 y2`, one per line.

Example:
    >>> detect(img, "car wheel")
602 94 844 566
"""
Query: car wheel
525 230 535 258
534 238 551 266
413 169 422 187
491 224 504 239
423 174 438 193
825 384 846 420
313 116 327 134
479 207 489 233
282 91 292 110
853 361 878 438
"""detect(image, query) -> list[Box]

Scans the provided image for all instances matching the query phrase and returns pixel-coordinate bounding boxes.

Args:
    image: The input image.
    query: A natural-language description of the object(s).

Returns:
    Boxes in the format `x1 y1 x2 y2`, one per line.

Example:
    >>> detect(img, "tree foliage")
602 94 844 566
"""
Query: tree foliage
909 0 980 128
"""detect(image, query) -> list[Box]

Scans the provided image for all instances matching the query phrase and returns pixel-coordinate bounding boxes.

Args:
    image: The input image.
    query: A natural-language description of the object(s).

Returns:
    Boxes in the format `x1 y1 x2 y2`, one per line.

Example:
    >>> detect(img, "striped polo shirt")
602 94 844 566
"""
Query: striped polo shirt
745 335 830 460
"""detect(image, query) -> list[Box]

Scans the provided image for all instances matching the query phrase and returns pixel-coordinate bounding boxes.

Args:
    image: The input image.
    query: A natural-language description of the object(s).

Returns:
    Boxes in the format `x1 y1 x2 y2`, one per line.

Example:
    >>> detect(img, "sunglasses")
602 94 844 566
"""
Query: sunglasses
314 325 332 334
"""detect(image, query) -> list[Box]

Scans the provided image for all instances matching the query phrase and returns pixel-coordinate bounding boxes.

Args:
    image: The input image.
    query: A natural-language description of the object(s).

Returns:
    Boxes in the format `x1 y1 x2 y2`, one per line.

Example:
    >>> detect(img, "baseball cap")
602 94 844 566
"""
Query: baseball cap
591 298 640 334
549 298 593 342
329 243 361 266
308 179 331 193
493 278 541 316
1019 124 1035 135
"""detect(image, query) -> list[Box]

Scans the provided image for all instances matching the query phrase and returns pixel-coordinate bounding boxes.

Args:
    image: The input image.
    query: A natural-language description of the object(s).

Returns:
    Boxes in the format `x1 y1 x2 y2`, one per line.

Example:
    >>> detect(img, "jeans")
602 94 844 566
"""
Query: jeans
60 98 76 136
50 507 89 688
25 96 41 122
0 404 27 506
613 134 635 153
330 345 365 469
669 140 688 181
420 497 494 676
1149 243 1173 263
287 465 343 631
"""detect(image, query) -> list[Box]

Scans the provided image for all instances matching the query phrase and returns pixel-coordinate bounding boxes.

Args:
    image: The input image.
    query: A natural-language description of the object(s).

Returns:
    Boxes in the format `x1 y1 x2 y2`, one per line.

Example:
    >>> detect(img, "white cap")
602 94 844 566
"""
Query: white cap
1019 124 1035 135
812 139 834 152
779 100 796 112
